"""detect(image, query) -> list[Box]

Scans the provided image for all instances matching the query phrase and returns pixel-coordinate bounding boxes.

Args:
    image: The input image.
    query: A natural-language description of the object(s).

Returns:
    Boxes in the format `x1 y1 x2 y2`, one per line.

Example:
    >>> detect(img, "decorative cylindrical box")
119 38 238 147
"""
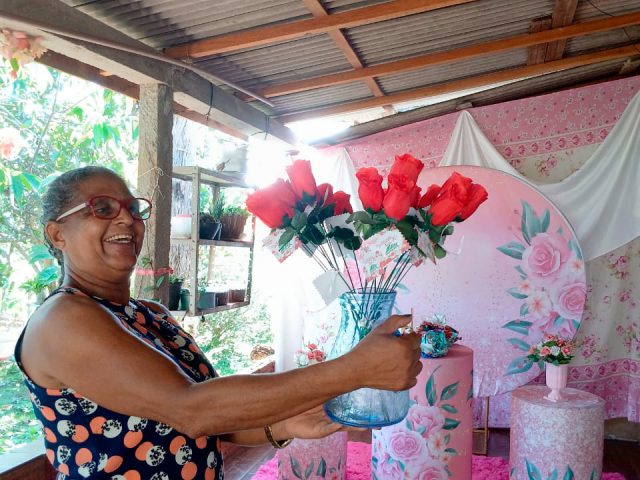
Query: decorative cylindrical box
510 385 605 480
277 432 347 480
372 345 474 479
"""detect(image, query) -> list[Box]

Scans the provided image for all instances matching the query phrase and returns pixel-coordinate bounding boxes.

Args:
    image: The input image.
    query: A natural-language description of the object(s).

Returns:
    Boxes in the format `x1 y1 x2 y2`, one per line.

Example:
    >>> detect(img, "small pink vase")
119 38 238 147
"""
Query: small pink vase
544 363 568 402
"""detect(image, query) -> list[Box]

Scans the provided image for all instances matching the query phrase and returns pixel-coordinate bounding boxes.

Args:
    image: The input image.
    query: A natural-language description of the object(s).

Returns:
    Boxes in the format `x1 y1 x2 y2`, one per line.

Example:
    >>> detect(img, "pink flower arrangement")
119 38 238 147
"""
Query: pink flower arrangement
527 334 575 365
294 341 327 367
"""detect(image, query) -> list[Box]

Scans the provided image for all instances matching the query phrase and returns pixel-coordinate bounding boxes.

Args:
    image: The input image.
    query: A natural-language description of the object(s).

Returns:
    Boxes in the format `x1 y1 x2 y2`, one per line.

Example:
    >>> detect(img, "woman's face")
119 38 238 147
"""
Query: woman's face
51 173 146 281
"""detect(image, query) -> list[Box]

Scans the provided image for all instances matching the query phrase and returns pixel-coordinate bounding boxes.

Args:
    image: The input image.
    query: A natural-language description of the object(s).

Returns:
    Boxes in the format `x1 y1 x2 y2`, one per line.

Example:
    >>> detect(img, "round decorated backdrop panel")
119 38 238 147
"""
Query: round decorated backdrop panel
398 166 586 397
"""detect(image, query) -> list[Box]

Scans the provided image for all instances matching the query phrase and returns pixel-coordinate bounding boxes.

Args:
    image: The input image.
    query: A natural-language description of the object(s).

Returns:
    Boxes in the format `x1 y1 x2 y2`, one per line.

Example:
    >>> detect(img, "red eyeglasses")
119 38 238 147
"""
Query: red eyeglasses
56 195 153 222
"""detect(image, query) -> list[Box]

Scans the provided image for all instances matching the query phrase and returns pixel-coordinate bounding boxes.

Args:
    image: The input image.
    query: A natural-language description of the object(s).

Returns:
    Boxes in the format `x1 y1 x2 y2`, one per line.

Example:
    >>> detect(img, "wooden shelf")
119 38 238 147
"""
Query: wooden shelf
170 301 250 318
173 165 253 188
170 237 253 247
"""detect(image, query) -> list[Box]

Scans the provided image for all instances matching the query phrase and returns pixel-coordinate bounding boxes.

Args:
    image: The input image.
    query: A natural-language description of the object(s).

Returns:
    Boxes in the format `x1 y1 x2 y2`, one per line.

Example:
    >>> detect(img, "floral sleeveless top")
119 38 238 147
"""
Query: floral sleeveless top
14 287 224 480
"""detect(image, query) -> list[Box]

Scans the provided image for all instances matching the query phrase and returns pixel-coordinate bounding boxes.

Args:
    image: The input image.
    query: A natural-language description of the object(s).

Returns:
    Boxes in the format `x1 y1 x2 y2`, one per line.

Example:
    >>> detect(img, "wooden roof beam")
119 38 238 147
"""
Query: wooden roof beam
277 44 640 123
164 0 480 58
546 0 579 61
301 0 395 114
527 16 552 65
261 11 640 97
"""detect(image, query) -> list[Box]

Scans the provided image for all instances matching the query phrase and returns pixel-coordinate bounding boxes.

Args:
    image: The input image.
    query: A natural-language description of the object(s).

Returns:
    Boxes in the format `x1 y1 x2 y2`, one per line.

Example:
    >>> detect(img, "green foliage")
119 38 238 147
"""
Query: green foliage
0 63 138 314
195 302 272 376
0 360 39 454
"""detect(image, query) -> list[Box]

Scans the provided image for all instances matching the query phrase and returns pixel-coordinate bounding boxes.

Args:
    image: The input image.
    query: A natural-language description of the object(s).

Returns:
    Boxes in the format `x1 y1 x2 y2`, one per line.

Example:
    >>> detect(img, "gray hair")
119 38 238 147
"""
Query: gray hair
41 166 123 279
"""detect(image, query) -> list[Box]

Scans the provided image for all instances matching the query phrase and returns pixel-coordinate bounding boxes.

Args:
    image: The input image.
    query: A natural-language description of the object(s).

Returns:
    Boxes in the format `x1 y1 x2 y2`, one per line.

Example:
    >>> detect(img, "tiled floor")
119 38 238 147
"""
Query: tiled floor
224 443 276 480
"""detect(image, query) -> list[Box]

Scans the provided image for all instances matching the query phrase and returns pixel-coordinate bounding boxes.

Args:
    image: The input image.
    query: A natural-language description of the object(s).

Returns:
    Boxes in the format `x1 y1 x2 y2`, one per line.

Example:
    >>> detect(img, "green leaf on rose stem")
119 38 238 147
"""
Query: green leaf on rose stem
507 287 528 299
525 459 542 480
443 418 460 430
279 228 295 248
506 356 533 375
520 303 529 316
562 467 574 480
349 211 375 225
440 381 459 401
434 244 446 259
497 242 526 260
441 403 458 414
507 337 531 352
443 224 454 236
291 211 307 230
343 235 362 251
396 219 418 245
502 320 533 335
521 201 533 244
316 457 326 477
290 456 304 479
425 365 440 406
540 208 550 233
548 469 558 480
515 265 527 279
304 461 314 479
302 224 325 245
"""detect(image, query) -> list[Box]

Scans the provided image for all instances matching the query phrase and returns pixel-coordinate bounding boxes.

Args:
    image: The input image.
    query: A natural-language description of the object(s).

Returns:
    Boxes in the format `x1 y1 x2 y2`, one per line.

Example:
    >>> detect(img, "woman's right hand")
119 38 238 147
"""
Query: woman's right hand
341 314 422 391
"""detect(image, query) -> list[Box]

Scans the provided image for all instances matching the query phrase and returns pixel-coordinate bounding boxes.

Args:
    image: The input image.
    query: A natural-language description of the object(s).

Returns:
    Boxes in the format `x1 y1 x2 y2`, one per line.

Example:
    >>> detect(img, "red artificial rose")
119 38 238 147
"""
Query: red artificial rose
417 184 441 208
383 187 411 221
286 159 317 200
356 167 384 211
331 191 353 215
427 172 488 226
316 183 333 203
409 185 422 209
460 183 488 220
429 196 464 226
387 172 415 193
390 153 424 184
246 179 296 228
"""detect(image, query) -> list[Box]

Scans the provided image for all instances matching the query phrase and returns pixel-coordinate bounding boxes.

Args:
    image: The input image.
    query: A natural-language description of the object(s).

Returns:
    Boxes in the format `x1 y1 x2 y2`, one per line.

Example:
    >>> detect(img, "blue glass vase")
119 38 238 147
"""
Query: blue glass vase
323 291 410 428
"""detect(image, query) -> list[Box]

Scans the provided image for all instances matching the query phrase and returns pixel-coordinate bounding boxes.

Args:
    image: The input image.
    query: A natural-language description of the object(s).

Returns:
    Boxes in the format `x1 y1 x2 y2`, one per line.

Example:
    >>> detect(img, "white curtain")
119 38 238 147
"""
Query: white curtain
440 90 640 261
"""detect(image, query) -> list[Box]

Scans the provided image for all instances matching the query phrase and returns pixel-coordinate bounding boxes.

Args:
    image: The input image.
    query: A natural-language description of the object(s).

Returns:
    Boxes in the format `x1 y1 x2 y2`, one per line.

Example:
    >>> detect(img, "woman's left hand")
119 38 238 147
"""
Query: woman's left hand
278 405 361 440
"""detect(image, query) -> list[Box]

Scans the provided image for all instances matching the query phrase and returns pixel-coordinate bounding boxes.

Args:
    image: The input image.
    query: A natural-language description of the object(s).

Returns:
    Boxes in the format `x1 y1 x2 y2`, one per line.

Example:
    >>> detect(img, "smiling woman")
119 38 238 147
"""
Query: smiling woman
12 166 423 479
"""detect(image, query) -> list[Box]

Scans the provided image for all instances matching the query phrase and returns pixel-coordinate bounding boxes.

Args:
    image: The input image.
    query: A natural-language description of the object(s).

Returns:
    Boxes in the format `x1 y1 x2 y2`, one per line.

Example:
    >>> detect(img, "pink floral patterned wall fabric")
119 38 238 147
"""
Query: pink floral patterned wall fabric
328 75 640 424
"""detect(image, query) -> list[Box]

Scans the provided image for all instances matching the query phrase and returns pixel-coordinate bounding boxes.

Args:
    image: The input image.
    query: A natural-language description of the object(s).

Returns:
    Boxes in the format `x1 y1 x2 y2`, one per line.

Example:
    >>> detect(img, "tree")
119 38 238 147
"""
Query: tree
0 62 138 318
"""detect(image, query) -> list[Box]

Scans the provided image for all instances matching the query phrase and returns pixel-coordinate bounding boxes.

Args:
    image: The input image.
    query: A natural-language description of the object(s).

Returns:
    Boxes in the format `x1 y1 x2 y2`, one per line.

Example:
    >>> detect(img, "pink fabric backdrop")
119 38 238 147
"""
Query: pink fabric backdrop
325 75 640 426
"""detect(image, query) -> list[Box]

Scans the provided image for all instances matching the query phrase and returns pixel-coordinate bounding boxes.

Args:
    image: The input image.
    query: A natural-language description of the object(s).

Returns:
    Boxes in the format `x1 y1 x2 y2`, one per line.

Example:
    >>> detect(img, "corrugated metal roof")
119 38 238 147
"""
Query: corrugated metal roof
54 0 640 140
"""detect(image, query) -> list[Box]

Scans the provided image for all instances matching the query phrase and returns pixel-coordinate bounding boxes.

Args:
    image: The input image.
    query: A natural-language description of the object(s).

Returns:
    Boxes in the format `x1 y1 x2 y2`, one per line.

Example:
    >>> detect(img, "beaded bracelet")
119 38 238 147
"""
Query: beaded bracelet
264 425 293 449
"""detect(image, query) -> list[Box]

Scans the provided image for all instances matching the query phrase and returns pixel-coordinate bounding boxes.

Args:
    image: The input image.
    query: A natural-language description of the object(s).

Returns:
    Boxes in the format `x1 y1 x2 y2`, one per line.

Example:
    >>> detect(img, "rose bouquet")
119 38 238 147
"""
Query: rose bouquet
527 334 575 366
246 154 488 305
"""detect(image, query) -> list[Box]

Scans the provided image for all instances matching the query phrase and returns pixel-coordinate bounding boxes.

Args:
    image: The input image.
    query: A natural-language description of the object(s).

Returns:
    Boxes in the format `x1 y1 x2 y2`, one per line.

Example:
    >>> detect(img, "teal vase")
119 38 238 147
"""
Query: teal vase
323 291 410 428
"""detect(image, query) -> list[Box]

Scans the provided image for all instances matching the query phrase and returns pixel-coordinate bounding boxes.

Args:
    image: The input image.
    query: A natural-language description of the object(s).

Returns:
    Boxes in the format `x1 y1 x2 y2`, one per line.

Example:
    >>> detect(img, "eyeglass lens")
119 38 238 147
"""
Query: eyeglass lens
90 196 151 220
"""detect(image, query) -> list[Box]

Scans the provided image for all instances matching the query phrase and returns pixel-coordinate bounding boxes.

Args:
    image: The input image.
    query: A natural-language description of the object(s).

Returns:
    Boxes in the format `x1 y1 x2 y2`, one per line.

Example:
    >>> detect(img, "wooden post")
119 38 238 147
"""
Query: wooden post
136 83 173 304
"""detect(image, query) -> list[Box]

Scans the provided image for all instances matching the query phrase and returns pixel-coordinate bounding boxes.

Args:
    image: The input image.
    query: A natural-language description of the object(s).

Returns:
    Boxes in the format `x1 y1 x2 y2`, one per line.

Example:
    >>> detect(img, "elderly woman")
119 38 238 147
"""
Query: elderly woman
14 166 422 479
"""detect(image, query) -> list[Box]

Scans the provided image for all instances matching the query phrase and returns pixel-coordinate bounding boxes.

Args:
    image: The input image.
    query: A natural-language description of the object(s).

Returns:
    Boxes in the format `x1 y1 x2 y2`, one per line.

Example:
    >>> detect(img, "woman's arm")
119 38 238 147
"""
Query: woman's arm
21 294 421 439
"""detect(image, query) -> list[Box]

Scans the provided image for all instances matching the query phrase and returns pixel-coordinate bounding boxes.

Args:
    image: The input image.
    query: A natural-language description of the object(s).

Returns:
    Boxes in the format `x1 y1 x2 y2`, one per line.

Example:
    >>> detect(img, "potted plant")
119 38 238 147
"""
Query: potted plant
199 213 219 240
219 204 250 240
168 275 183 310
208 191 225 240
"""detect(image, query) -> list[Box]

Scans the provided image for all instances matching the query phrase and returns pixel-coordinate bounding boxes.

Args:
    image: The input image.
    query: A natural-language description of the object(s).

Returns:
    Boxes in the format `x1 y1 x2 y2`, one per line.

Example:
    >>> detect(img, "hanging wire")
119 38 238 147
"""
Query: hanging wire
585 0 640 55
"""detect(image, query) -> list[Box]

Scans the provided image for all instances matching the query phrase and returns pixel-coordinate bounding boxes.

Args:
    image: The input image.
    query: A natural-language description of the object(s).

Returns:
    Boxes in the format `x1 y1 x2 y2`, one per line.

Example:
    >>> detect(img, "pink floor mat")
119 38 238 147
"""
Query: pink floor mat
251 441 626 479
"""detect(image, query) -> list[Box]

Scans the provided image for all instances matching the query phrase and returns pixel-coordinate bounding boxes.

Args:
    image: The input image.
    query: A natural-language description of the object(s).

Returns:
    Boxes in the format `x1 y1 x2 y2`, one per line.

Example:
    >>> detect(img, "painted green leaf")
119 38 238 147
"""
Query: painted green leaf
548 469 558 480
290 456 304 479
443 418 460 430
563 467 574 480
279 228 295 248
304 461 314 479
525 458 542 480
521 201 541 243
508 287 528 299
497 241 525 259
515 265 527 279
568 238 583 260
444 447 458 456
502 320 533 335
425 366 440 406
440 381 459 401
520 303 529 316
589 469 596 480
444 433 451 445
507 337 530 352
506 356 533 375
540 208 550 233
441 403 458 414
